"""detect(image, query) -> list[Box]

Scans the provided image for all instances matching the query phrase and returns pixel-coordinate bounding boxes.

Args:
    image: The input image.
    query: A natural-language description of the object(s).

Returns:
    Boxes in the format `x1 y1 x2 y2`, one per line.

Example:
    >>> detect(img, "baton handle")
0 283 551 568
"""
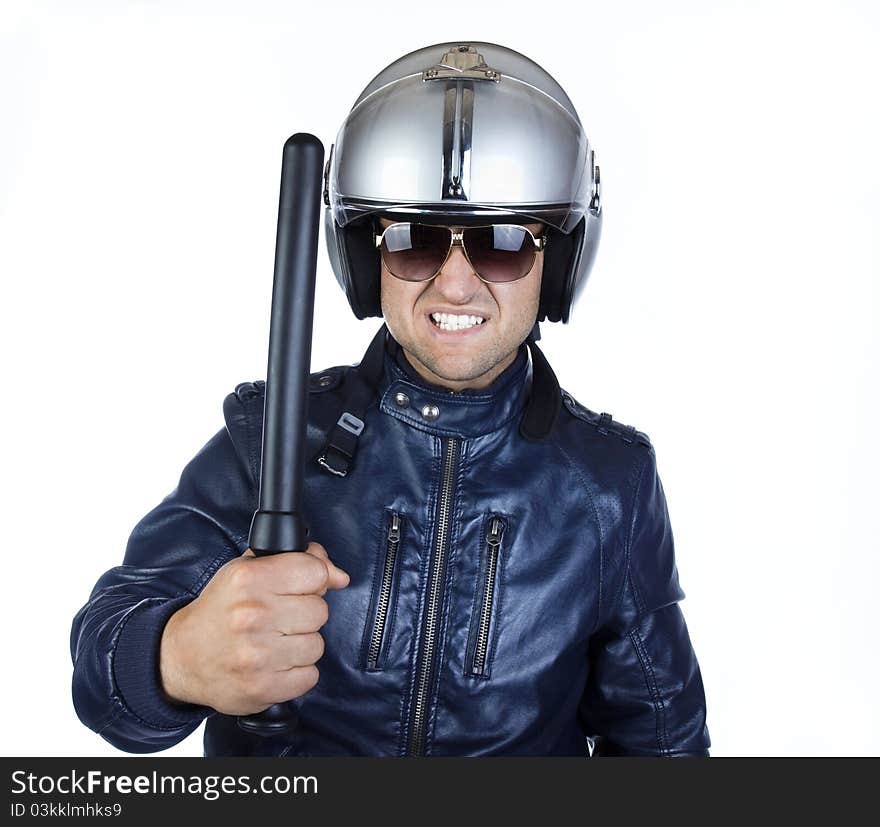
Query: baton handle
237 133 324 737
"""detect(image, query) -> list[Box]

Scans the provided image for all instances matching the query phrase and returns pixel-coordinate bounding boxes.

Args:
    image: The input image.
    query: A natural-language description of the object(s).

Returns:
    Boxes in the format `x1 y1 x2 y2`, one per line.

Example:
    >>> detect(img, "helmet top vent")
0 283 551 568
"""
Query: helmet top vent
422 45 501 83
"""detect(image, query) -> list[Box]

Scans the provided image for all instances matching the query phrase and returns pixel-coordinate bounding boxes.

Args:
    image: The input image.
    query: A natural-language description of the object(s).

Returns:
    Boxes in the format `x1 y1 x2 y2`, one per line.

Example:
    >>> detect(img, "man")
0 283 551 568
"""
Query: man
71 41 710 757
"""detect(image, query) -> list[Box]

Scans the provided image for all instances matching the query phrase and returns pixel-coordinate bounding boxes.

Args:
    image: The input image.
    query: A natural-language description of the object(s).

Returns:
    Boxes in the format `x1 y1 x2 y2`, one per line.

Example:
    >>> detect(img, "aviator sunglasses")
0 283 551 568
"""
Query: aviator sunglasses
374 221 547 284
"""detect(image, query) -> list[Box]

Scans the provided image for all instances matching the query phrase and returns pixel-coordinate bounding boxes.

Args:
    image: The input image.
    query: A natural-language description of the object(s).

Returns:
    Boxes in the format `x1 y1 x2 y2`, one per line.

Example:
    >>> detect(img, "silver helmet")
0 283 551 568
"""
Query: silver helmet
323 41 602 323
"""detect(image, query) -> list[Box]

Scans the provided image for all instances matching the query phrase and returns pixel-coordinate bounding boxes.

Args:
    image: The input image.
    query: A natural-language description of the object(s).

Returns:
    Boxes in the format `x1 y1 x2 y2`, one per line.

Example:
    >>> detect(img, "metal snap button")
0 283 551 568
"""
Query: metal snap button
394 392 410 408
318 375 333 387
421 404 440 421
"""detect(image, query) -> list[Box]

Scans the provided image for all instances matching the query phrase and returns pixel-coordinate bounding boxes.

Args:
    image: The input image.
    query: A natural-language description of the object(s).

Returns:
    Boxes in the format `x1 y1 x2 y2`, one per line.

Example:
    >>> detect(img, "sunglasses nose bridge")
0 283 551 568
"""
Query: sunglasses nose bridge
419 231 483 301
437 229 482 282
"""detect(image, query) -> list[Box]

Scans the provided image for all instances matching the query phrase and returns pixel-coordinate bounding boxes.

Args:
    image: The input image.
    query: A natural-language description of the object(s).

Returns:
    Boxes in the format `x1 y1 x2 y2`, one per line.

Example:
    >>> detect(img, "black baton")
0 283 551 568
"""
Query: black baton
237 133 325 736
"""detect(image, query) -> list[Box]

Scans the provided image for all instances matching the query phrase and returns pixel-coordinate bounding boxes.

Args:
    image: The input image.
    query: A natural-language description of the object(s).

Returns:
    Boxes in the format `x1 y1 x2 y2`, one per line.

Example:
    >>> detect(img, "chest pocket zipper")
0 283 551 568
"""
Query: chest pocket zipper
362 510 404 671
466 514 506 678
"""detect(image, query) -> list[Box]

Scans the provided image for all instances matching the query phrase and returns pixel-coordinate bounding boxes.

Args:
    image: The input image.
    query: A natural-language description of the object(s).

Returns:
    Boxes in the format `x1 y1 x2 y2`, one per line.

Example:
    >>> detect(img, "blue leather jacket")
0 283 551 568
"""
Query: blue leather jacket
71 324 710 756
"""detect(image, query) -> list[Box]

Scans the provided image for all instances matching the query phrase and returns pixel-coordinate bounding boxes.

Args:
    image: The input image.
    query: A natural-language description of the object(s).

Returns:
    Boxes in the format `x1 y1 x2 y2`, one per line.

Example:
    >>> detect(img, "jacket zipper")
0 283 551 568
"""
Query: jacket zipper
471 515 504 676
407 436 460 756
366 511 401 670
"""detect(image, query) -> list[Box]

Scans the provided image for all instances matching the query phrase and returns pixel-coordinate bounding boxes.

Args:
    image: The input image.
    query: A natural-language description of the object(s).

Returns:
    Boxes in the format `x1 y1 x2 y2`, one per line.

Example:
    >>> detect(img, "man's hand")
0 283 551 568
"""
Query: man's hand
158 542 350 716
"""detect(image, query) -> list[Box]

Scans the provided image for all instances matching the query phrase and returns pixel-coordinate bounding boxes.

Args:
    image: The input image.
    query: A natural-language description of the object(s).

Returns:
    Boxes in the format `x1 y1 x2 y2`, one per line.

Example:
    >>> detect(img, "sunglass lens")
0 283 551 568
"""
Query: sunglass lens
381 223 449 281
465 225 535 282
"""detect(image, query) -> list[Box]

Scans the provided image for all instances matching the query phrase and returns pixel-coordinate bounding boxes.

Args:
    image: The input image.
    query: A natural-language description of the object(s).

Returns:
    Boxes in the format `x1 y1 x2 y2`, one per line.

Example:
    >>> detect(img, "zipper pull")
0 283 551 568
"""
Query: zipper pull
487 516 503 547
388 512 401 544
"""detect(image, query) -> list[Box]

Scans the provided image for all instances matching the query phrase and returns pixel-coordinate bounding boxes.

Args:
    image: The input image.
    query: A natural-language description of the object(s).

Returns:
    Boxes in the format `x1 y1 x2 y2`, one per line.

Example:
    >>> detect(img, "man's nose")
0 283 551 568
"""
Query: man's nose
432 243 482 300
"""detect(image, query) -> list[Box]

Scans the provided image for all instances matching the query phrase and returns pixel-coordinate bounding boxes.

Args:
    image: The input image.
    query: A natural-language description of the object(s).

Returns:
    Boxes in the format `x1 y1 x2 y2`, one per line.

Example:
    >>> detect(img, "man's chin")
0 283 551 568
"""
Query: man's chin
404 348 485 386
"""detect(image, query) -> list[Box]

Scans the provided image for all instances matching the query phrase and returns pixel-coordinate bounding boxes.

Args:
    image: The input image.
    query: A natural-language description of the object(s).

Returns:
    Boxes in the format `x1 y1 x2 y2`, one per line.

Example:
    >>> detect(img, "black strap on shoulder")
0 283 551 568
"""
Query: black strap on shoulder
315 322 389 477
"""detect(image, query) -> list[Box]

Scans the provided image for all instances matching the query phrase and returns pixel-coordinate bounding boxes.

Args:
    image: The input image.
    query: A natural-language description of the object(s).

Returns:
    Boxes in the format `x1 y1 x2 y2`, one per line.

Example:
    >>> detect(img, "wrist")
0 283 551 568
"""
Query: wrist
159 605 198 707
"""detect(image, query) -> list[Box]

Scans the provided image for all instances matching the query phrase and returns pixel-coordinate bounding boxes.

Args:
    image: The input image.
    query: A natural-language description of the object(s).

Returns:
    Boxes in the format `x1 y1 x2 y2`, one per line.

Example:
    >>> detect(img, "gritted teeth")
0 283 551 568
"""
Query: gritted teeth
429 312 486 331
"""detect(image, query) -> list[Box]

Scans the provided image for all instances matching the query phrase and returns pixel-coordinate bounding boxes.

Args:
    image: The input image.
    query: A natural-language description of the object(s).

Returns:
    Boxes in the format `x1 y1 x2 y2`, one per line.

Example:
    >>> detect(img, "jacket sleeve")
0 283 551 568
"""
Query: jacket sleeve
579 445 711 757
70 391 257 753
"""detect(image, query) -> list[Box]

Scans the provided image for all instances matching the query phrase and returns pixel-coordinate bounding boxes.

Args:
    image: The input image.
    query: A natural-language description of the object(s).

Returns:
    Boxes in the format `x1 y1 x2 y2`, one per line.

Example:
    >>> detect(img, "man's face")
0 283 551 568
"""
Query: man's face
379 217 545 392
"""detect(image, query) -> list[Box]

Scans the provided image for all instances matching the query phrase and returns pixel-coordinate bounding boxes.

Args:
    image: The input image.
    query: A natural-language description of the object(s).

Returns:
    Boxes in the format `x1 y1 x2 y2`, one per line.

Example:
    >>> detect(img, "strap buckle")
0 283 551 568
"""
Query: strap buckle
316 454 348 477
337 411 364 436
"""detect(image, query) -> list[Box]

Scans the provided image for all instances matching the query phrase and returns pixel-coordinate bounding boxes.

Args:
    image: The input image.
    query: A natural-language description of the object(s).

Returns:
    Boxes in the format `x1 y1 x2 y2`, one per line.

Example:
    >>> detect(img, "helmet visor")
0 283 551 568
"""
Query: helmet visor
327 70 595 234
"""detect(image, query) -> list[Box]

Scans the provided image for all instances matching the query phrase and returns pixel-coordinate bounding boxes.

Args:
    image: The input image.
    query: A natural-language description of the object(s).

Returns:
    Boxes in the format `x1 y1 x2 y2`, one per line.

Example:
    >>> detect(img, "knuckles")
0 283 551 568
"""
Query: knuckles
309 595 330 629
301 631 325 663
229 600 265 634
299 665 320 693
306 541 328 558
290 553 330 593
292 594 330 632
230 642 269 676
243 675 275 706
226 558 258 593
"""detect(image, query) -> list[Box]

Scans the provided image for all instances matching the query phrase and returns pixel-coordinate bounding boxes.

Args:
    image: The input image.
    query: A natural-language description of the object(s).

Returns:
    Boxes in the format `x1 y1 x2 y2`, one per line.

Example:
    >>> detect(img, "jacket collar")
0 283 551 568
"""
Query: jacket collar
378 331 532 439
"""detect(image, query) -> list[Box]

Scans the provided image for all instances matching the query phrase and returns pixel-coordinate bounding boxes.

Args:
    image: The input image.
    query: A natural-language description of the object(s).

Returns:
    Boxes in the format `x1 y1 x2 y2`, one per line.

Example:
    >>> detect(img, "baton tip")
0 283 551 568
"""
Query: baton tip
285 132 324 153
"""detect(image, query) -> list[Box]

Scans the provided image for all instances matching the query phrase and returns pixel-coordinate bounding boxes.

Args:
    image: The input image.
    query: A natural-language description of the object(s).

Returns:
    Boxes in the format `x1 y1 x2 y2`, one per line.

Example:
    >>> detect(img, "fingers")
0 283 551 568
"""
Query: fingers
240 633 326 707
241 544 349 595
305 543 351 591
268 593 330 636
255 665 321 708
271 631 326 670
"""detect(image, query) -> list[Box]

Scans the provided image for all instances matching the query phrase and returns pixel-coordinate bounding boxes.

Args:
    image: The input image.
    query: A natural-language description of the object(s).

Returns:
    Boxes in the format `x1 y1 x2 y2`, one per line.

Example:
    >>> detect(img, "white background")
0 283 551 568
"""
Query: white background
1 0 877 757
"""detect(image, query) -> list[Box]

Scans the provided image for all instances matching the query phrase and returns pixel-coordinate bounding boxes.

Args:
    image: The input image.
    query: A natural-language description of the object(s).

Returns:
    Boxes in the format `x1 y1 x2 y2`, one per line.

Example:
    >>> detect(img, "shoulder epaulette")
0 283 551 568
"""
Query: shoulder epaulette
308 366 346 393
233 368 347 405
560 389 651 448
234 380 265 403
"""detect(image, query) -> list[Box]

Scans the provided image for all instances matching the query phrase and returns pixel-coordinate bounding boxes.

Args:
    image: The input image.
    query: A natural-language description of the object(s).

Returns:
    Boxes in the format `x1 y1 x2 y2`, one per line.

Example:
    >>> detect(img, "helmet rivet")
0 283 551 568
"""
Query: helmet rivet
394 392 410 408
421 404 440 421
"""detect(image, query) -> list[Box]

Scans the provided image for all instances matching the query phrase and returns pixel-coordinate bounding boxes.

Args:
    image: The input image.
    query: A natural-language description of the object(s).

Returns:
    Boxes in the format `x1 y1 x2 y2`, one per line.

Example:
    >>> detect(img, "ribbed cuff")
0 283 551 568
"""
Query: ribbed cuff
113 596 213 729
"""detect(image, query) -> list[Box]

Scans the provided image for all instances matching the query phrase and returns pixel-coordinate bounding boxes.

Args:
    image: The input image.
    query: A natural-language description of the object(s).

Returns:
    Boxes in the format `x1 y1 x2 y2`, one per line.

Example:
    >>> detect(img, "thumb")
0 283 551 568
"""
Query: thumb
305 542 350 590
